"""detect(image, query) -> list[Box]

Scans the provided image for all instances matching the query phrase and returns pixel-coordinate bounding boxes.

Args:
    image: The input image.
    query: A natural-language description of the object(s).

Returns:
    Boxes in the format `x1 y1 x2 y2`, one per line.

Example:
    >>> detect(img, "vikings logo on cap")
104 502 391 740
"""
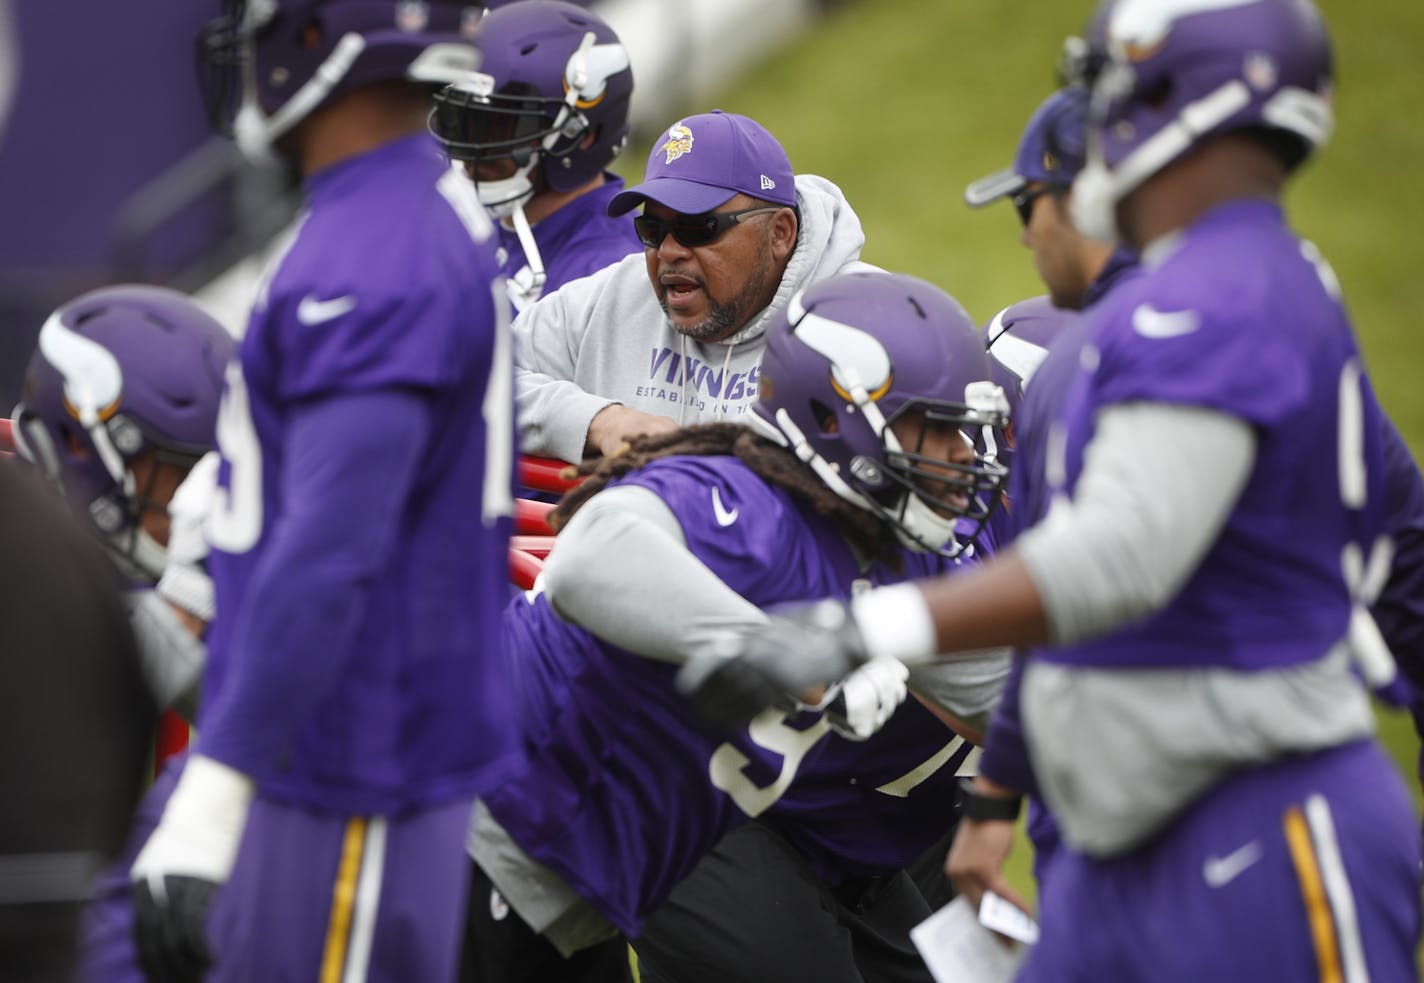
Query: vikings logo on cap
660 123 694 164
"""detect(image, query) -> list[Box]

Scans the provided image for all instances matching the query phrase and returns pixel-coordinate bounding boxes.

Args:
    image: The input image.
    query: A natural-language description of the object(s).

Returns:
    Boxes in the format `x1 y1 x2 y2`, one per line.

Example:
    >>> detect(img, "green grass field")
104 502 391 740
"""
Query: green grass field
612 0 1424 934
615 0 1424 447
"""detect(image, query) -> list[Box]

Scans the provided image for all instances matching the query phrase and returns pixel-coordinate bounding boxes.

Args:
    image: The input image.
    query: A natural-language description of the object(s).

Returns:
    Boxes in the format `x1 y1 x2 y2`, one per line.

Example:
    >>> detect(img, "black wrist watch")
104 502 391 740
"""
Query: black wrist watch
958 777 1023 822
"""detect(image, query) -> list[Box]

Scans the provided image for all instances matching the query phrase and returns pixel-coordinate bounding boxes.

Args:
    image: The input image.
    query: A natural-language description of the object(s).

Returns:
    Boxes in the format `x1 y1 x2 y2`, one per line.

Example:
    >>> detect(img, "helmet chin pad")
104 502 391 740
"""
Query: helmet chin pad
891 491 962 555
476 166 538 217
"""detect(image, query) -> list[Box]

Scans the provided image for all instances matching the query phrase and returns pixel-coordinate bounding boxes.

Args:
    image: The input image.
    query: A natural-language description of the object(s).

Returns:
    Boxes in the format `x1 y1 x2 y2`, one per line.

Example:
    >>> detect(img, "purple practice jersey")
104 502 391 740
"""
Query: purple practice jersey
485 455 975 936
1003 250 1141 546
201 134 517 814
1044 199 1388 673
999 312 1093 548
499 173 641 312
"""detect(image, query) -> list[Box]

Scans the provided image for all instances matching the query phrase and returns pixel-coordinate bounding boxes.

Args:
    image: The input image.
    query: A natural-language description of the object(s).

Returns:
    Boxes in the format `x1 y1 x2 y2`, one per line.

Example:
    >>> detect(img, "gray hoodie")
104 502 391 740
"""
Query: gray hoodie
512 174 876 462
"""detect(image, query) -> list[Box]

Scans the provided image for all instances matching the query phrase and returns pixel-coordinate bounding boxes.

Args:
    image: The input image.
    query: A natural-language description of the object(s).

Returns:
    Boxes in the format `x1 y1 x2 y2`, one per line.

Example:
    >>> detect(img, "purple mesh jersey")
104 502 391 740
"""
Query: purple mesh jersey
496 174 641 305
202 134 517 814
1044 200 1388 672
486 455 974 936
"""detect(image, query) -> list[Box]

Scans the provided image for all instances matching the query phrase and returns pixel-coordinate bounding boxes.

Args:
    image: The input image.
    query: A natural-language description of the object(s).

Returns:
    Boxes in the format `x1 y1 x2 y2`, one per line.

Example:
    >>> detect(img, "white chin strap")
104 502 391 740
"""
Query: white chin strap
478 165 538 218
235 32 368 165
503 203 548 310
892 492 960 555
1073 78 1255 243
1069 152 1120 244
233 102 284 168
770 408 878 514
769 405 958 556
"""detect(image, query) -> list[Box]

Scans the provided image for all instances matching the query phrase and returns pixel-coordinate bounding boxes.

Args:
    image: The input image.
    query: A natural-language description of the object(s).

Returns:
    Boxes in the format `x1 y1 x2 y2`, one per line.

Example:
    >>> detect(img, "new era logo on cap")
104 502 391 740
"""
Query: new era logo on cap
760 174 776 191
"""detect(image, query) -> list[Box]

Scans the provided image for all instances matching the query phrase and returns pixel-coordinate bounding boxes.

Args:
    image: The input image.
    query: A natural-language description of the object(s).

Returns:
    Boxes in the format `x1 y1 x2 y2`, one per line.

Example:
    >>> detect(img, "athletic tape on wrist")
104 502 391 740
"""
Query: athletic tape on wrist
851 583 936 665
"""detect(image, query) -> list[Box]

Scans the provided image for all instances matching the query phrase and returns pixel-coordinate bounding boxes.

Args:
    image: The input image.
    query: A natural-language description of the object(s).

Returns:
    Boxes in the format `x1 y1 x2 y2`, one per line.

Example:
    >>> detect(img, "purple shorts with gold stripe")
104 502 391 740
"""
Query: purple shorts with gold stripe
1020 740 1421 982
205 794 475 982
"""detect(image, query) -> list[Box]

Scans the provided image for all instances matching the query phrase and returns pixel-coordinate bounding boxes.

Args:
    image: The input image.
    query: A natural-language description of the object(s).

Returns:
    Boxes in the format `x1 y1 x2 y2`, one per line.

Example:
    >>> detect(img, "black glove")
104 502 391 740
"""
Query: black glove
133 873 219 983
677 598 870 732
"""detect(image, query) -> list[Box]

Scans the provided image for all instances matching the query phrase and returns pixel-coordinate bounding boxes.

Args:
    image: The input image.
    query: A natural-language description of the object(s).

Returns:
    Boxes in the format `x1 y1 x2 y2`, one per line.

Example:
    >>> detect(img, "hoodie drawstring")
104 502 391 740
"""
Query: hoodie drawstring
677 336 739 424
717 341 736 420
677 334 688 426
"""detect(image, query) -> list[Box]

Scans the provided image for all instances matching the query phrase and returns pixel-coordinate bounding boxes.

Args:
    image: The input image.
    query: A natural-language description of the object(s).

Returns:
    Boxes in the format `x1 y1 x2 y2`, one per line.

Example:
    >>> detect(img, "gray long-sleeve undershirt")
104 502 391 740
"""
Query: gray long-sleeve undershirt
542 484 769 663
542 482 1009 723
1010 402 1377 856
1015 401 1256 644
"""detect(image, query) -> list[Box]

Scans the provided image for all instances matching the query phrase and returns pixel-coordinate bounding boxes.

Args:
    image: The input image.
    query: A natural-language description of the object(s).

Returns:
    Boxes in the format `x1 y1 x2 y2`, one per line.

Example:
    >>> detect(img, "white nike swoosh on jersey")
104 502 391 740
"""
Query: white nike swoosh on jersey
1132 303 1200 339
711 486 739 527
1203 839 1263 888
296 293 357 325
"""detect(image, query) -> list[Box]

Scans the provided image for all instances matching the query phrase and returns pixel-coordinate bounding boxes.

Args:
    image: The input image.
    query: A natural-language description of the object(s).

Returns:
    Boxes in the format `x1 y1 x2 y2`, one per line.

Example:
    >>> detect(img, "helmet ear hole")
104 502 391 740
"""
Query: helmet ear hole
299 19 322 51
1141 77 1172 109
809 399 838 436
61 424 89 459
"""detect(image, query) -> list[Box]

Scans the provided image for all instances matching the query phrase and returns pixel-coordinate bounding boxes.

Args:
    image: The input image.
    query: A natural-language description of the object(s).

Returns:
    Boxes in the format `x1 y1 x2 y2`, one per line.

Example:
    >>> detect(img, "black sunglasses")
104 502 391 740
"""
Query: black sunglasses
634 205 783 249
1011 186 1057 227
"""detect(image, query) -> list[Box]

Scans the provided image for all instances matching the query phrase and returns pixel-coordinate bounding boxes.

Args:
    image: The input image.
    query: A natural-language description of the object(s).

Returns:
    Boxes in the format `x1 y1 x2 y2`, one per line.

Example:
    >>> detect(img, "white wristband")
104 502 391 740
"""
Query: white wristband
132 754 256 885
850 582 937 666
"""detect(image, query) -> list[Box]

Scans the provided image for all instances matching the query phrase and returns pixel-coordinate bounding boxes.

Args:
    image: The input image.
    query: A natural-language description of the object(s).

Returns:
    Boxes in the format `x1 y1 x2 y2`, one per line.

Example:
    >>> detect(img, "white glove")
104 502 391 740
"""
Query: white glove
132 753 254 888
131 754 255 981
825 656 910 741
156 452 219 623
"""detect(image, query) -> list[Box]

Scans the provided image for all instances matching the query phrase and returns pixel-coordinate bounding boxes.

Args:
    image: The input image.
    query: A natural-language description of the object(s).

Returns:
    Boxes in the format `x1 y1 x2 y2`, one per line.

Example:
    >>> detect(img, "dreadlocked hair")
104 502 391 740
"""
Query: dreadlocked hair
548 422 904 569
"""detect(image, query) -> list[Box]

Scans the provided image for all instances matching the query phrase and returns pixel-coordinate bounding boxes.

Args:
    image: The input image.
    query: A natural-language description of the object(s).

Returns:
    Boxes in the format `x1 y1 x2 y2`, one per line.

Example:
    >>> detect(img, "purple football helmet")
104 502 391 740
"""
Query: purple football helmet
1073 0 1334 240
11 285 234 580
197 0 484 162
750 272 1010 558
984 295 1073 425
429 0 632 215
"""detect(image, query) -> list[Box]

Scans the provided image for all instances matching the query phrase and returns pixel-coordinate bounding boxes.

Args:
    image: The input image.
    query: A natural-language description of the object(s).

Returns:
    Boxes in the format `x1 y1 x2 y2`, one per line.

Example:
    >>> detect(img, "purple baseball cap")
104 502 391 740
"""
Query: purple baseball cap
607 109 797 217
964 87 1089 207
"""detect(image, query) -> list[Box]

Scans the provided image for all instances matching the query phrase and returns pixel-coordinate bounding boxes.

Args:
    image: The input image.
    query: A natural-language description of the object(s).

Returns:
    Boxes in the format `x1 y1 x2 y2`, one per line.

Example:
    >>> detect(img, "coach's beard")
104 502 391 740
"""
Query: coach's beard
662 253 777 344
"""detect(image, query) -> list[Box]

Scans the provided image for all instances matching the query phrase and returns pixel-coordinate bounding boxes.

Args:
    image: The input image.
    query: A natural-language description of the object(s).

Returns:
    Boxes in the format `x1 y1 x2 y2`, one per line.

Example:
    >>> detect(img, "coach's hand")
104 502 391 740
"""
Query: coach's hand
131 755 255 982
585 404 680 458
945 777 1030 929
677 598 871 731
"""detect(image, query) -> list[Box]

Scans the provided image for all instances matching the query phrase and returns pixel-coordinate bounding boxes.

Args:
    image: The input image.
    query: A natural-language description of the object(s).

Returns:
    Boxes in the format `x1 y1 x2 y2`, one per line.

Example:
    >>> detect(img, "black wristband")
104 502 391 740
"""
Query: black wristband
959 777 1022 822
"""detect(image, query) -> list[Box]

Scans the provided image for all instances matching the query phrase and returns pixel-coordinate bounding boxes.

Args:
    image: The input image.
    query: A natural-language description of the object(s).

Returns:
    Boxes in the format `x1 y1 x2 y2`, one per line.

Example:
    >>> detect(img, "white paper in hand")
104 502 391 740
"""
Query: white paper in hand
978 890 1040 945
910 895 1029 983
